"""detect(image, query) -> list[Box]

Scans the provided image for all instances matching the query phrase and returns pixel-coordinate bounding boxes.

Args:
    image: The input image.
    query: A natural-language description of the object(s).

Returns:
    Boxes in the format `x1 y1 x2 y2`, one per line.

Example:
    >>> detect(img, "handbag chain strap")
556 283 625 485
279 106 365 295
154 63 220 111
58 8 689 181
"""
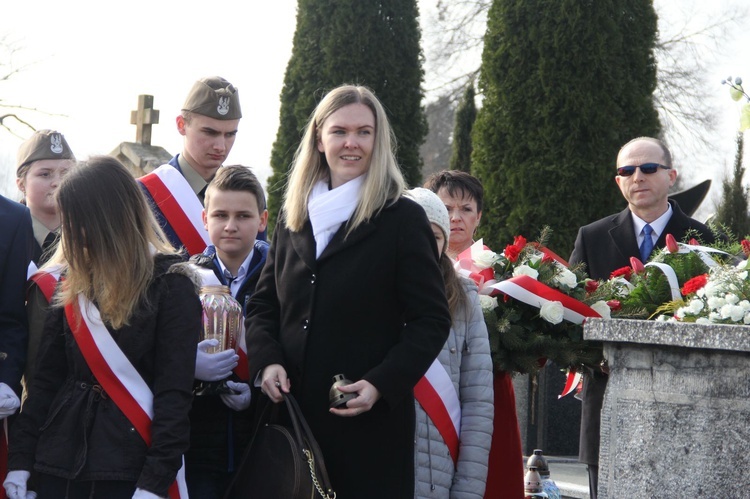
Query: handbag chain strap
303 448 337 499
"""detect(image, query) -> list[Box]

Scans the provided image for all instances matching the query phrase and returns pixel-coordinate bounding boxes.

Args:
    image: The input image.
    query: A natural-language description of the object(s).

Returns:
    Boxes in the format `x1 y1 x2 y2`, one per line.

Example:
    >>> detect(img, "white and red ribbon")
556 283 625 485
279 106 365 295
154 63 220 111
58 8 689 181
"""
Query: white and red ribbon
65 295 188 498
414 358 461 467
558 368 583 399
489 275 602 325
139 165 209 256
28 264 63 302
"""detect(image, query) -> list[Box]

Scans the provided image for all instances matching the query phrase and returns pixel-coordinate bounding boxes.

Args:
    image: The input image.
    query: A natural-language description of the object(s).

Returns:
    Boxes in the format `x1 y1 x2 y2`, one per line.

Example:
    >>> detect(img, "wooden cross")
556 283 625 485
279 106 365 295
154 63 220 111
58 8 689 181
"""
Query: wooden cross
130 95 160 145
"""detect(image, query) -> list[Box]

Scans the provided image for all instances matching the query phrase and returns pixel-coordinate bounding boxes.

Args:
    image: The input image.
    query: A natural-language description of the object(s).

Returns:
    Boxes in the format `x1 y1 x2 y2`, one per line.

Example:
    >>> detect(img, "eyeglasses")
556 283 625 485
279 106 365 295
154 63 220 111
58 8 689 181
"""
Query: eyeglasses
616 163 671 177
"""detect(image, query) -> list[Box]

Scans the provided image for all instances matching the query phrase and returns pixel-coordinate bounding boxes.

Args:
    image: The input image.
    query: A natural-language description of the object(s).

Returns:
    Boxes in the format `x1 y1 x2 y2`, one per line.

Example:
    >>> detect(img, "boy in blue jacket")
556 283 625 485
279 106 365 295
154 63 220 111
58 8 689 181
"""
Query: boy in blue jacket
186 165 268 498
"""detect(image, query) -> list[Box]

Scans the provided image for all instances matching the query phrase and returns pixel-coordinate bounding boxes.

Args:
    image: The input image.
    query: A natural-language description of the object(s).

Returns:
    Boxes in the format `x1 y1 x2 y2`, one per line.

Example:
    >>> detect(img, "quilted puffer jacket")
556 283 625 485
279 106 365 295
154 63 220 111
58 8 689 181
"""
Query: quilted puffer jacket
414 278 494 498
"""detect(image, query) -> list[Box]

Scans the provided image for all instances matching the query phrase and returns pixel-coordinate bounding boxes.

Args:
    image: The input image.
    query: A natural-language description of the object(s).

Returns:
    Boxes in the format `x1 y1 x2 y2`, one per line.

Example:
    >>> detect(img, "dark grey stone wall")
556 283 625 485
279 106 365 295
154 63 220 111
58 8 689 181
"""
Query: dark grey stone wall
585 319 750 498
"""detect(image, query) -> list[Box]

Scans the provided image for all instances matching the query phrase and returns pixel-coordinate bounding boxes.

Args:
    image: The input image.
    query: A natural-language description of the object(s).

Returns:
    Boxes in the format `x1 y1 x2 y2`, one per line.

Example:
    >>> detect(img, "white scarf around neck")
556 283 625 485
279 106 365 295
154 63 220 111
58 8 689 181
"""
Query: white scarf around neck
308 175 365 258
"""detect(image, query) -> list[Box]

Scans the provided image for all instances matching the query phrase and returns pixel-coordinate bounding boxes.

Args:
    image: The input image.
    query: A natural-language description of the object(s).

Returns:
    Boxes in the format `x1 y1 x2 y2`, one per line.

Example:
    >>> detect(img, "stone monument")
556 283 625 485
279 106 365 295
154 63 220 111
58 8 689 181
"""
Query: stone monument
585 318 750 498
110 94 172 176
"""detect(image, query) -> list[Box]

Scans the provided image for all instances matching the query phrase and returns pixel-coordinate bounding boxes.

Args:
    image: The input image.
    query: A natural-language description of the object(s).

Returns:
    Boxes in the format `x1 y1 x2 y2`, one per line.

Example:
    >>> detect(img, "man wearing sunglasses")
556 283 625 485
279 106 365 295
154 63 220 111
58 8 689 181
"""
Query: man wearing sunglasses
568 136 716 499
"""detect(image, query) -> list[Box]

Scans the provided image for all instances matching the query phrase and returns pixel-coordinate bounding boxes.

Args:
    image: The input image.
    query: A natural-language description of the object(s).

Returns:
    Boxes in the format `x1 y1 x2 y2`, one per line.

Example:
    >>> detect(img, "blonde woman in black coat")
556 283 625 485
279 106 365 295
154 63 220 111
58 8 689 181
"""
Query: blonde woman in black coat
246 85 451 499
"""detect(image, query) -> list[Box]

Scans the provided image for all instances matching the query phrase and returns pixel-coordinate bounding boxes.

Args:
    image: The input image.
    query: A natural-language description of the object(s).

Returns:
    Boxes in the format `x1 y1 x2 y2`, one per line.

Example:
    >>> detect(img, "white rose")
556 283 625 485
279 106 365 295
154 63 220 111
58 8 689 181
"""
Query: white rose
707 296 726 311
687 299 704 315
590 301 611 320
513 265 539 280
744 313 750 325
696 317 712 325
739 271 748 280
473 249 499 270
478 294 498 312
527 253 542 265
725 293 740 305
656 314 670 322
674 307 686 320
554 268 578 289
740 300 750 311
721 304 745 322
737 259 749 270
539 301 564 325
709 312 722 322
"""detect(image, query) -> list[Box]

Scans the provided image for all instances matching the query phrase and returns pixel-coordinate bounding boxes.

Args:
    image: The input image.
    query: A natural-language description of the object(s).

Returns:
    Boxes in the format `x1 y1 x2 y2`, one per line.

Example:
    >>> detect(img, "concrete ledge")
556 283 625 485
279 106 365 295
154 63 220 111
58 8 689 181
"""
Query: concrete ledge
584 317 750 352
557 481 590 499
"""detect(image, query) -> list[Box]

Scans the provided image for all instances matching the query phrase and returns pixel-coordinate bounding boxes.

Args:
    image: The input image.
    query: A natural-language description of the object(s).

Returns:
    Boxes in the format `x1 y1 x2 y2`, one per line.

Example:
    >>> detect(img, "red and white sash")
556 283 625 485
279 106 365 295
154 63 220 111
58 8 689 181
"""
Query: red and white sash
414 359 461 467
194 267 249 381
28 264 63 302
65 294 188 498
139 165 210 256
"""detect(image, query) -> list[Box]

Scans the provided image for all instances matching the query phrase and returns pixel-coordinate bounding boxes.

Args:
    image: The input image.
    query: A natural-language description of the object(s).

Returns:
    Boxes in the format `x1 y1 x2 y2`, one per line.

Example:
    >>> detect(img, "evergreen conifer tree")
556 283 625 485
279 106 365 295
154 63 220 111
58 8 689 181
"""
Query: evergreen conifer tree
715 132 750 238
266 0 427 232
450 83 477 172
472 0 661 254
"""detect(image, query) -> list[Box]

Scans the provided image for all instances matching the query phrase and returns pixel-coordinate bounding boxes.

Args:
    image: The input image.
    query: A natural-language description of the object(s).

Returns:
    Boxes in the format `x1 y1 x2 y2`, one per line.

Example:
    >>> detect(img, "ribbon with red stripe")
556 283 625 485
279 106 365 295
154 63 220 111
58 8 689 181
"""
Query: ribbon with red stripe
489 275 601 325
65 295 188 498
28 265 63 302
139 165 210 256
558 368 582 399
414 359 461 467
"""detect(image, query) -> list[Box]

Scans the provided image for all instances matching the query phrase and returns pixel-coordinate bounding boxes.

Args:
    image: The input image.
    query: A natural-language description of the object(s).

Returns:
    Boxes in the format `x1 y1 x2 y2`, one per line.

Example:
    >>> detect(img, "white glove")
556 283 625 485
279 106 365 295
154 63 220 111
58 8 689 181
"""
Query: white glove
0 383 20 419
220 381 252 411
194 339 239 382
3 470 32 499
132 488 165 499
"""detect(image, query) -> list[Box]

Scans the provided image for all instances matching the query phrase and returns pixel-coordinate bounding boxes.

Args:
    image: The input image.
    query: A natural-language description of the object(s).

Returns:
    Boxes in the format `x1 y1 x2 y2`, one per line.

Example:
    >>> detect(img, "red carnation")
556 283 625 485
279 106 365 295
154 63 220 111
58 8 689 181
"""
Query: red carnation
606 300 622 311
742 239 750 257
681 274 708 296
610 267 632 280
585 279 599 293
504 244 522 262
513 235 527 248
665 234 679 253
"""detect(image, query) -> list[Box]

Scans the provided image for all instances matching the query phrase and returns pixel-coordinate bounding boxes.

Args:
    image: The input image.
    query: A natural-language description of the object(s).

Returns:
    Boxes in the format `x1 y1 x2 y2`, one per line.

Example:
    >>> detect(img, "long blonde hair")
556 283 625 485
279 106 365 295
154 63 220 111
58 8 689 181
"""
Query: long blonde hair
51 156 177 329
283 85 405 233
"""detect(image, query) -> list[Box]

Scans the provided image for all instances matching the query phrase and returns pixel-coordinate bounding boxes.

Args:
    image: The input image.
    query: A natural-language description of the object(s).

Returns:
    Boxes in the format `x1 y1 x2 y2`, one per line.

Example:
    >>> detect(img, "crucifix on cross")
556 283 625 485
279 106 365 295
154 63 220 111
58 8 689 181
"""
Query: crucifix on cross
130 95 160 145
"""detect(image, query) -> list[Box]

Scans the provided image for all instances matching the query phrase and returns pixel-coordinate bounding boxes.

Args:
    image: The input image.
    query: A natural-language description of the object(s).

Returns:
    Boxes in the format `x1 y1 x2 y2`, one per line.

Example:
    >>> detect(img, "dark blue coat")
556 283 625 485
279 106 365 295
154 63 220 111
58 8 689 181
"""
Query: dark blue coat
0 196 34 393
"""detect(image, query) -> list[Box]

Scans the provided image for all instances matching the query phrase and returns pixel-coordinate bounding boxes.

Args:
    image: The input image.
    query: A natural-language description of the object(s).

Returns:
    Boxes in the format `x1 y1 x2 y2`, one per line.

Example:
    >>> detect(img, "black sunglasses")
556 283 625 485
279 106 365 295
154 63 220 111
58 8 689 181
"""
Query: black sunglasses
617 163 671 177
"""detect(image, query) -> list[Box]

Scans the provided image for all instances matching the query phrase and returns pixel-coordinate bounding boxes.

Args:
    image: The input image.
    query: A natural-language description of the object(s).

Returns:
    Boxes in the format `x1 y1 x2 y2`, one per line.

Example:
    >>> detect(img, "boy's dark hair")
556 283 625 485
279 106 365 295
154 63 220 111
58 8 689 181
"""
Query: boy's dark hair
205 165 266 212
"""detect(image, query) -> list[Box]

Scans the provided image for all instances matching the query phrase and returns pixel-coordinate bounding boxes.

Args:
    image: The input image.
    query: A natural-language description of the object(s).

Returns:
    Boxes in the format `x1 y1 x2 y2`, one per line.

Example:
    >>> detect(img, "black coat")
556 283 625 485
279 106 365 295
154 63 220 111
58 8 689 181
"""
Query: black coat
569 200 715 465
246 197 451 499
9 254 201 496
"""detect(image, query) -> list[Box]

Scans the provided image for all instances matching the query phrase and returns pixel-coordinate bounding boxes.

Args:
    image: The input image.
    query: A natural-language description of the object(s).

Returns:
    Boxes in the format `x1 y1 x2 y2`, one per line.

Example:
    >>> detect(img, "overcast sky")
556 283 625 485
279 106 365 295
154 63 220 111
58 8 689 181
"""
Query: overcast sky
1 0 748 220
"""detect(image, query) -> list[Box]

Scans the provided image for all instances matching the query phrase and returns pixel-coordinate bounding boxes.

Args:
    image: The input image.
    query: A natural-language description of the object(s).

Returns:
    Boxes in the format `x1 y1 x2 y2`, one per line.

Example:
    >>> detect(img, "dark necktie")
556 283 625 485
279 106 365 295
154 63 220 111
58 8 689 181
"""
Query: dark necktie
640 224 654 262
42 231 58 252
198 184 208 206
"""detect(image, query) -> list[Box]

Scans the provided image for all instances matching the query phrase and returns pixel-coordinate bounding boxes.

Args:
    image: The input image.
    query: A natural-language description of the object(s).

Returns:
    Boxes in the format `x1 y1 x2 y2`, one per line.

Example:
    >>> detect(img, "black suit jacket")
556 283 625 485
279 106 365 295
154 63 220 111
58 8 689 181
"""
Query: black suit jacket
569 199 715 464
0 196 34 394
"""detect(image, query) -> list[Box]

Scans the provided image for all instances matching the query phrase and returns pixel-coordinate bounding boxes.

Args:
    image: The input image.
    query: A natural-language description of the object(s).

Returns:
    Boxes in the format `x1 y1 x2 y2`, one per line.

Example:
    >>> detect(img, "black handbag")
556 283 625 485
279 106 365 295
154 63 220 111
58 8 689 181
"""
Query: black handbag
225 392 337 499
